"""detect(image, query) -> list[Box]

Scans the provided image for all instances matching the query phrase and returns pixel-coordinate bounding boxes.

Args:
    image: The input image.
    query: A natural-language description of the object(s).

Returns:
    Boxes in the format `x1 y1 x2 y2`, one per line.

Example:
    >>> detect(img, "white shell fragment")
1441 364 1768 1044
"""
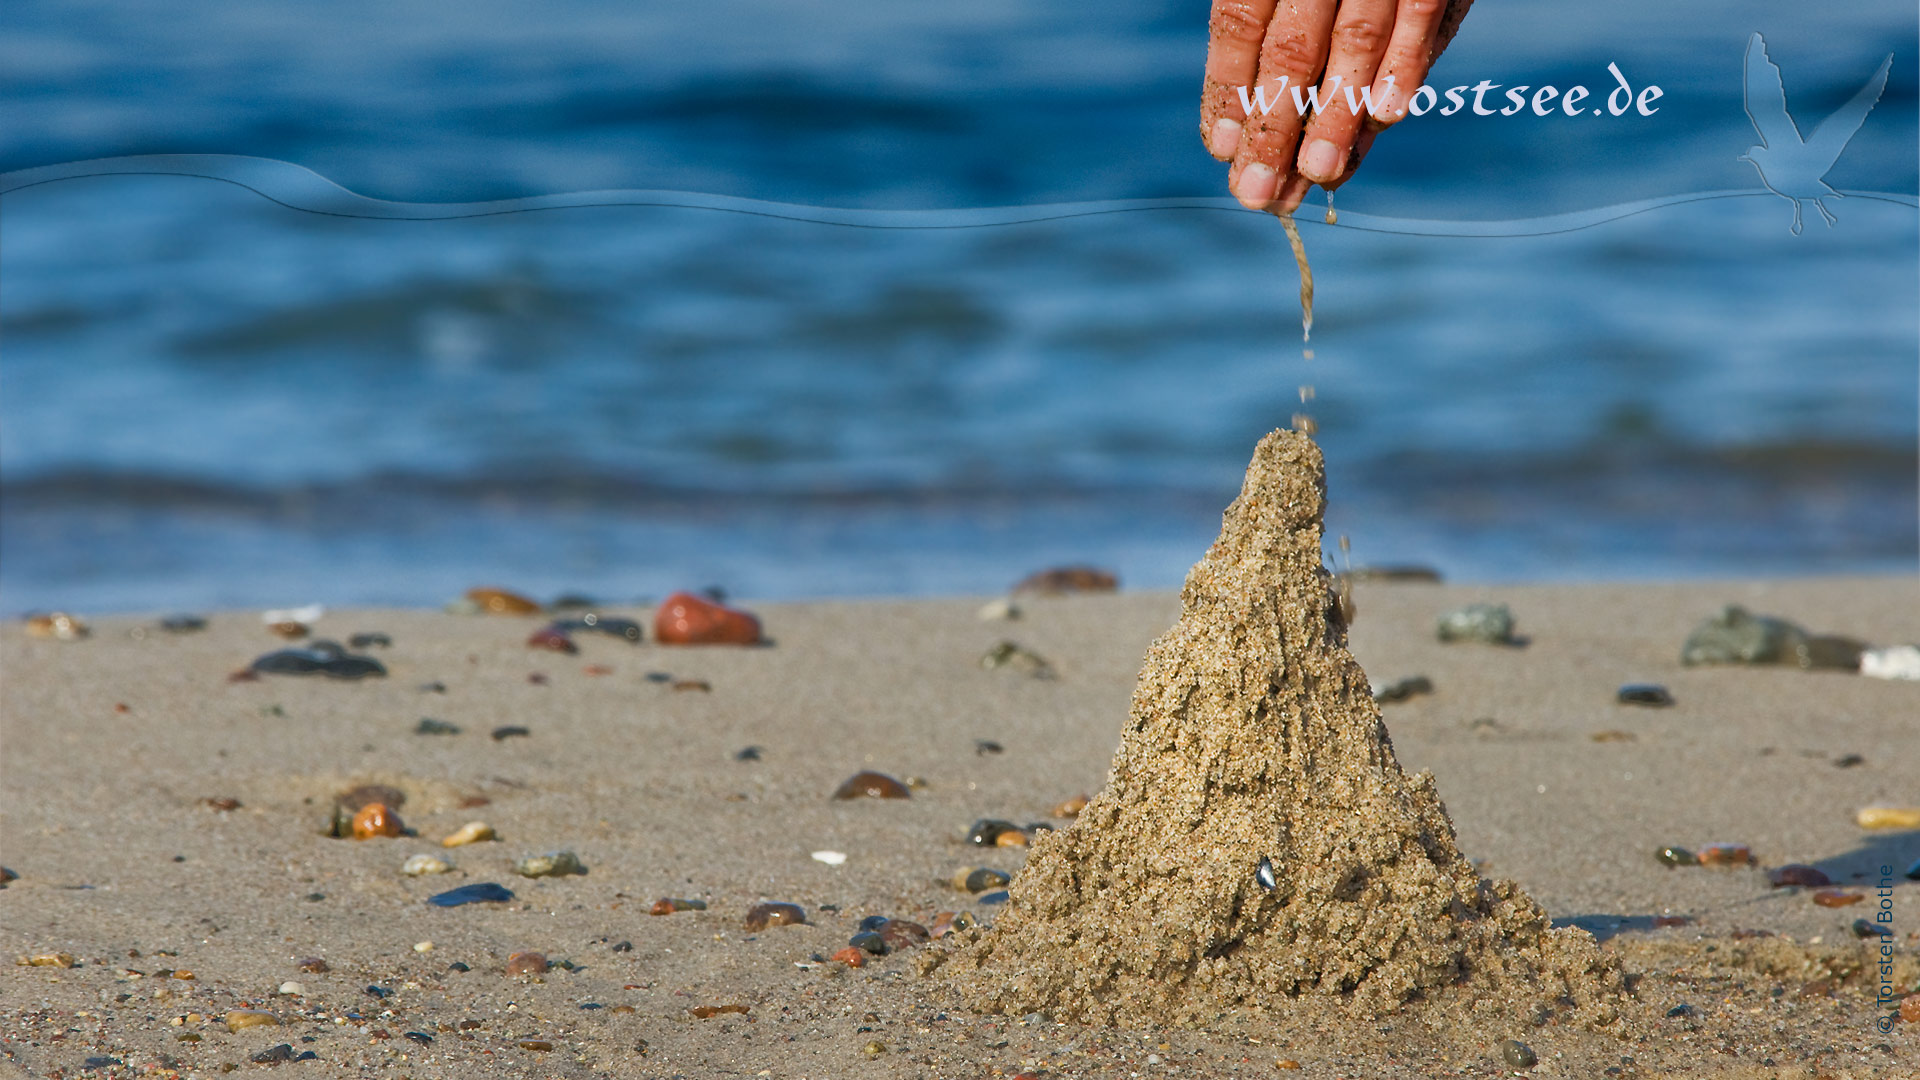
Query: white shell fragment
262 604 325 625
1861 645 1920 681
811 850 848 866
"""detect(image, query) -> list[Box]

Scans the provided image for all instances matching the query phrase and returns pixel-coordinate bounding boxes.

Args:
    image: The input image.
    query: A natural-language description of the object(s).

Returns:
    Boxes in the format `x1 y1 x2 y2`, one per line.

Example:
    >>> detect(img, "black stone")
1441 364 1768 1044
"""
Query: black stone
849 931 889 955
250 1044 294 1065
974 740 1004 755
348 632 392 649
1665 1003 1695 1017
447 962 471 972
1372 675 1435 704
967 819 1022 846
858 915 891 931
159 615 207 633
611 941 633 953
402 1032 433 1045
365 985 391 999
415 718 461 736
250 645 387 680
1617 684 1674 707
491 725 531 741
1853 918 1892 939
734 746 763 762
963 869 1011 894
977 890 1011 905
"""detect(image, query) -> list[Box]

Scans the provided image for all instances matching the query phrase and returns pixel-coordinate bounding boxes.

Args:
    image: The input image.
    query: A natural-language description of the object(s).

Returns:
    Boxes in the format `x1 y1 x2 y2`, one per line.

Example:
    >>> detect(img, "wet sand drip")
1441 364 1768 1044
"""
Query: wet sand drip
926 430 1625 1035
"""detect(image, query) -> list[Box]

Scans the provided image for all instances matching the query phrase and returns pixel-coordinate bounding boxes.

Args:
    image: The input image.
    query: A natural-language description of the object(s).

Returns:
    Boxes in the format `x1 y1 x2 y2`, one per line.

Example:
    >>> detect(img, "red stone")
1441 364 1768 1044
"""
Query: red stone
1766 864 1831 888
653 592 761 645
830 947 866 968
526 626 577 653
832 771 911 800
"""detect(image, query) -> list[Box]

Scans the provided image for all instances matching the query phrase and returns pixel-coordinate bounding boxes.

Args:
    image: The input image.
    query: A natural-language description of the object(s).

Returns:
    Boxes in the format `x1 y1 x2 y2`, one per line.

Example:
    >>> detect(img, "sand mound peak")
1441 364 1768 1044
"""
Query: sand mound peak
926 430 1623 1029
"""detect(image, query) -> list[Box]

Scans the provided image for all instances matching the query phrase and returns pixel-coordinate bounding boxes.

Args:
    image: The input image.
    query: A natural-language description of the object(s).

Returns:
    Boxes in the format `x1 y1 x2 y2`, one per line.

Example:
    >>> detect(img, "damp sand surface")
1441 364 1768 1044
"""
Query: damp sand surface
3 576 1918 1076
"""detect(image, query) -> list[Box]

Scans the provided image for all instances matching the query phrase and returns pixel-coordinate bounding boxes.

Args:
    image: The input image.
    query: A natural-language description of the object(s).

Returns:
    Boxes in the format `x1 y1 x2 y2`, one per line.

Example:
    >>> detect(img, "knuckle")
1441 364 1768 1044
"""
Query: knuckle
1330 18 1389 57
1210 2 1270 45
1262 32 1323 77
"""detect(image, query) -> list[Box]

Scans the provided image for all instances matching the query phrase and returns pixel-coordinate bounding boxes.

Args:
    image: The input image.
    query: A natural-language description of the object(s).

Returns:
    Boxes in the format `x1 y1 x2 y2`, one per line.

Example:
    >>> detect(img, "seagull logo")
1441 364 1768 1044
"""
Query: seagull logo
1740 32 1892 234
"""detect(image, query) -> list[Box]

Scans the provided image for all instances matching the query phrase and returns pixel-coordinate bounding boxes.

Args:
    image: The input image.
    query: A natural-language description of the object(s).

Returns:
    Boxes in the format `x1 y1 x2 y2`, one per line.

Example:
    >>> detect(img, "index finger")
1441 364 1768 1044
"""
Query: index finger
1201 0 1281 160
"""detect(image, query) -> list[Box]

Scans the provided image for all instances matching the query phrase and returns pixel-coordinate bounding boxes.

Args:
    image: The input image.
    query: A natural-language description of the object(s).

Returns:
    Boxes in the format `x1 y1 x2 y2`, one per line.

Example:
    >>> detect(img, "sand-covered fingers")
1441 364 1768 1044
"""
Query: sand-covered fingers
1203 0 1282 160
1230 0 1339 209
1368 0 1455 126
1296 0 1396 185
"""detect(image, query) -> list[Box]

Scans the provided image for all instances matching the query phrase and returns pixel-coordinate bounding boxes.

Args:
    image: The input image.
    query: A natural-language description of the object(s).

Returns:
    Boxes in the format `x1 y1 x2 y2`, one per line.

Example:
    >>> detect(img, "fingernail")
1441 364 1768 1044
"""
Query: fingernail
1208 118 1242 159
1301 139 1342 183
1372 84 1405 122
1234 164 1279 208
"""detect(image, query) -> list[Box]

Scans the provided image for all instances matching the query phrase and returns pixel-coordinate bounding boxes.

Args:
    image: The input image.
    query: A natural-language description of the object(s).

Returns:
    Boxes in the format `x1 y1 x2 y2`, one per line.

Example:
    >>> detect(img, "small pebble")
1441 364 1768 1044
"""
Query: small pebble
649 897 707 915
224 1009 279 1033
1853 918 1892 939
1665 1003 1695 1018
1766 864 1831 888
1812 890 1864 907
1907 858 1920 881
832 771 911 800
862 1040 886 1058
1832 753 1865 768
654 592 762 645
447 962 470 972
812 850 848 866
402 854 452 876
849 931 888 956
1013 566 1117 594
734 746 762 761
975 739 1004 755
514 851 585 878
996 830 1029 848
1856 806 1920 830
266 620 309 639
830 946 866 967
561 613 645 642
689 1004 750 1019
348 632 391 648
0 866 14 887
506 951 549 976
202 796 241 811
351 803 403 840
744 902 806 931
858 915 890 931
296 958 328 973
1052 794 1089 818
1498 1038 1537 1069
929 911 974 939
1435 603 1516 645
1680 605 1804 665
518 1040 554 1051
427 882 514 907
952 867 1011 893
1655 850 1697 873
403 1031 433 1045
160 614 208 633
413 941 433 952
250 643 386 679
25 612 90 640
645 672 673 683
277 981 303 996
250 1044 294 1065
976 889 1011 905
1256 855 1277 890
976 597 1021 621
968 819 1023 846
415 718 461 736
1590 730 1636 743
1617 684 1674 707
1861 644 1920 681
1697 844 1753 867
1275 1060 1302 1070
18 952 75 968
1901 995 1920 1023
441 821 496 847
672 679 712 692
879 920 930 951
465 587 542 615
526 624 578 653
1372 675 1434 704
979 640 1055 678
491 725 531 741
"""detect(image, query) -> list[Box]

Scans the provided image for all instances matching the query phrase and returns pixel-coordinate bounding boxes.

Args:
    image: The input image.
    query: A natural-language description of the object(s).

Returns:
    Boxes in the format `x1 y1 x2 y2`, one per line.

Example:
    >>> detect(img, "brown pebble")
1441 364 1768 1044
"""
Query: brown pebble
672 679 712 692
25 612 90 640
832 771 910 800
690 1004 751 1019
1052 794 1089 818
649 897 706 915
995 829 1029 848
114 703 130 714
201 797 241 812
1013 566 1118 595
582 664 613 676
296 957 329 973
266 620 309 639
1276 1061 1302 1071
743 902 806 931
224 1010 279 1033
517 1040 553 1051
1813 889 1865 907
929 911 974 940
1767 864 1831 888
1589 730 1636 743
879 920 930 951
468 587 542 615
505 951 549 976
1902 995 1920 1024
527 672 548 685
526 626 577 653
830 947 866 968
18 952 75 968
337 784 406 812
654 592 762 645
1697 844 1753 867
351 803 403 840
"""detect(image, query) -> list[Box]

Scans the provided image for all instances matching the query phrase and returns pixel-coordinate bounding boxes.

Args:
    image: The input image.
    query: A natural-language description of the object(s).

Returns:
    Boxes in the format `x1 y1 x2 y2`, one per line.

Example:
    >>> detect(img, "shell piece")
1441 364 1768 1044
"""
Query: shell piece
402 854 452 876
441 822 496 848
744 902 806 931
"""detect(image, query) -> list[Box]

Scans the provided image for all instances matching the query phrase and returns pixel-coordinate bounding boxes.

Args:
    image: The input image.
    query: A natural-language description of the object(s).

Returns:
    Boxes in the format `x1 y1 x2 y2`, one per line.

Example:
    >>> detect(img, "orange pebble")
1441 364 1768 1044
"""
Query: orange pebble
830 947 866 968
466 587 541 615
995 830 1029 848
654 592 762 645
1052 793 1089 818
1813 889 1865 907
351 803 402 839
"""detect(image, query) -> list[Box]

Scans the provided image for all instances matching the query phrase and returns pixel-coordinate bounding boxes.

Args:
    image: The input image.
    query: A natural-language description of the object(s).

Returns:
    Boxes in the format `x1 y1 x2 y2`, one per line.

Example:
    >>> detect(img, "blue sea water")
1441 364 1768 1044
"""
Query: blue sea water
2 0 1916 613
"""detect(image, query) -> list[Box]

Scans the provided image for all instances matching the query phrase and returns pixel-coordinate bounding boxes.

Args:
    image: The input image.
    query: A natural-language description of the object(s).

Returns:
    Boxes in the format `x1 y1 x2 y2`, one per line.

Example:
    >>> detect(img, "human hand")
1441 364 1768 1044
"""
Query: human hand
1201 0 1472 214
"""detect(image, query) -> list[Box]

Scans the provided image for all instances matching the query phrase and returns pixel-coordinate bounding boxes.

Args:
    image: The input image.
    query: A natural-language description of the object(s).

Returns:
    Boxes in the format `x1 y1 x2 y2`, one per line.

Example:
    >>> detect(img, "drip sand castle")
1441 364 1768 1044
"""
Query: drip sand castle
926 430 1626 1031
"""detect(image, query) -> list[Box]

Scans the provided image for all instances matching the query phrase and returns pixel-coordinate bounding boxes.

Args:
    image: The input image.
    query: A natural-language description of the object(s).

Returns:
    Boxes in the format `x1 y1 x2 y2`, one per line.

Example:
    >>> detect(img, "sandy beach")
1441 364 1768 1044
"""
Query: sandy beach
3 574 1917 1078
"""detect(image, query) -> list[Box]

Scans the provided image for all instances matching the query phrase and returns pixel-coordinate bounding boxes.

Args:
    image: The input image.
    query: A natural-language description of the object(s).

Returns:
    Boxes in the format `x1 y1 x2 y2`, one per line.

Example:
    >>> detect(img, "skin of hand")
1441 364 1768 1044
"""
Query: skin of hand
1201 0 1473 215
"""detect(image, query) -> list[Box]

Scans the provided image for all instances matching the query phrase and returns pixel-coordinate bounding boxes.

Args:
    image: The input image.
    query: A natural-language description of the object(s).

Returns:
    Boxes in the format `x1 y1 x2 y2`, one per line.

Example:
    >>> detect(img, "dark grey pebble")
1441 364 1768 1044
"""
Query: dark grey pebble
294 1052 318 1062
304 892 325 902
645 672 673 683
403 1032 433 1045
251 1044 294 1065
964 869 1011 893
550 593 597 610
348 632 392 649
1498 1038 1537 1068
734 746 762 762
1666 1003 1695 1017
83 1057 123 1069
1833 753 1865 768
977 890 1011 905
611 941 633 953
560 614 644 642
491 725 531 741
447 961 470 972
1906 858 1920 881
1373 675 1434 704
415 718 461 736
418 681 447 693
1256 855 1277 890
1853 918 1892 939
160 615 207 633
251 644 387 680
428 882 515 907
1656 846 1697 867
365 985 391 999
1617 684 1674 707
858 915 891 931
1348 564 1442 583
967 819 1022 846
849 931 889 955
975 740 1004 755
1436 603 1517 645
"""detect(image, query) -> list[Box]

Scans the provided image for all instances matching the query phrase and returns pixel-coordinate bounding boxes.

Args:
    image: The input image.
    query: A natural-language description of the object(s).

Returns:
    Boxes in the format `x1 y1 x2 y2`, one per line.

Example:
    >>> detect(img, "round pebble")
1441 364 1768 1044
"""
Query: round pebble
952 867 1011 893
1498 1038 1537 1069
402 854 452 876
506 951 549 976
413 941 434 953
848 931 888 955
878 920 930 951
441 822 496 848
744 902 806 931
1052 794 1089 818
831 946 866 967
832 771 910 800
351 803 403 840
967 819 1022 846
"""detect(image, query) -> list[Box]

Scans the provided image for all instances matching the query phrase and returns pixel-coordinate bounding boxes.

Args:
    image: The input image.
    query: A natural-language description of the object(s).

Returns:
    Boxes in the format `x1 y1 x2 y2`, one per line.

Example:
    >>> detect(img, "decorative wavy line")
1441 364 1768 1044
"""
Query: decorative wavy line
2 154 1915 238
